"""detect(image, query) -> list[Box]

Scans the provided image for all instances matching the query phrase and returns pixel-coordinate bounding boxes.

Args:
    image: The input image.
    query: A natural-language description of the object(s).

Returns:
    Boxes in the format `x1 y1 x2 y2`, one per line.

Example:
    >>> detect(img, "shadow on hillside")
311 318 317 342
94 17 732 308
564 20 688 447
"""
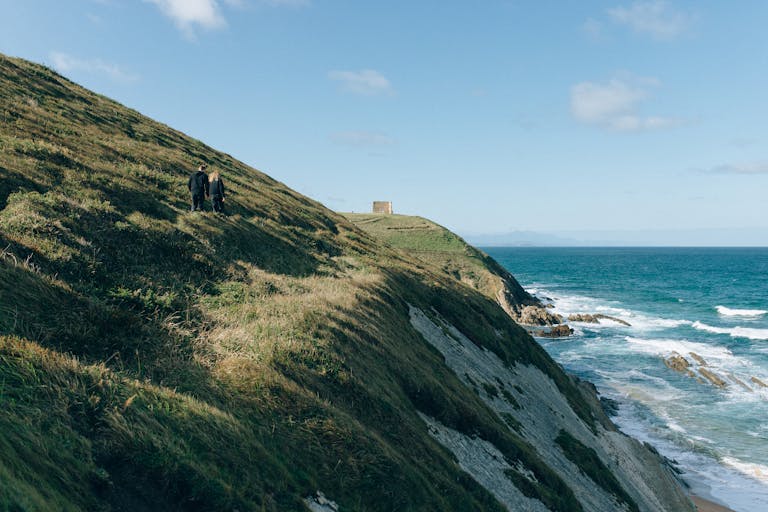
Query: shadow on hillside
0 254 216 395
0 166 45 210
0 185 332 394
207 214 333 278
93 183 181 223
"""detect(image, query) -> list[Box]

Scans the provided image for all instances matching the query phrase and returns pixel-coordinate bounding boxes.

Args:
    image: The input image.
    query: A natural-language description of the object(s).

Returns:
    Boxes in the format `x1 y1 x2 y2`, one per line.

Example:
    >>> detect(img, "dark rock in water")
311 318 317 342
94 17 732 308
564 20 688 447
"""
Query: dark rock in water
665 352 732 389
643 442 660 456
517 305 563 326
699 368 727 388
751 376 768 388
567 313 631 327
532 324 574 338
664 353 691 373
599 396 620 417
567 313 600 323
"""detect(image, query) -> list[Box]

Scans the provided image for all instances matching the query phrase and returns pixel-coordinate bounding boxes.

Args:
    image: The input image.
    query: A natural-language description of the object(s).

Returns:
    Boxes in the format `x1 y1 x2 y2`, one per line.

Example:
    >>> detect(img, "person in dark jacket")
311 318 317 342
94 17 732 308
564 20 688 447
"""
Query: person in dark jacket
188 164 210 211
208 170 225 214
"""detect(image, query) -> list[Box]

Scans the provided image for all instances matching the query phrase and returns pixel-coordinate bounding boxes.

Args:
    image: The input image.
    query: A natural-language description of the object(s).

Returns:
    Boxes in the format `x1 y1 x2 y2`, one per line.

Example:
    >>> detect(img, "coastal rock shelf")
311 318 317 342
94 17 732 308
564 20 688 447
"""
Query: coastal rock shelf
567 314 632 327
663 352 764 391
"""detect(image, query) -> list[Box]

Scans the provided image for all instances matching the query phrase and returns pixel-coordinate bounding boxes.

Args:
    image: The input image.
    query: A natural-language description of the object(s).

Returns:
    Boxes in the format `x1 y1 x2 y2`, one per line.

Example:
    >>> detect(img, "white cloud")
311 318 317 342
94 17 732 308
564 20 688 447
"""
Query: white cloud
330 131 395 147
49 52 139 83
145 0 308 37
570 76 680 131
701 162 768 175
328 69 393 96
608 1 692 40
571 79 646 123
145 0 226 35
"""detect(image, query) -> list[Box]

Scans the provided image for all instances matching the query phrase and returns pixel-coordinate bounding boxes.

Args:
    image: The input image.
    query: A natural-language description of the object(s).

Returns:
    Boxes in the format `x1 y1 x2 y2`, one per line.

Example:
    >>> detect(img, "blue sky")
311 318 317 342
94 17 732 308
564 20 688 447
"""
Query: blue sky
1 0 767 244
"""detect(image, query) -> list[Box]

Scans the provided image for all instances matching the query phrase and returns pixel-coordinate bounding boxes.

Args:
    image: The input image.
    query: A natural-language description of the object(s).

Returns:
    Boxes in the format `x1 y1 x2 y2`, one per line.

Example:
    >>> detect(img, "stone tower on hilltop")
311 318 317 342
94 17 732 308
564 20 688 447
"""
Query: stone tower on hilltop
372 201 393 214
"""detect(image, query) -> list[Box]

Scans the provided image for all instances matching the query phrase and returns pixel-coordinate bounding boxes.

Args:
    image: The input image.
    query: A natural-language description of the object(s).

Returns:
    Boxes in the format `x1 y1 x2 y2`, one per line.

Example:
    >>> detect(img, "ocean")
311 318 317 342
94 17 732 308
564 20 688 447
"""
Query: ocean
484 247 768 512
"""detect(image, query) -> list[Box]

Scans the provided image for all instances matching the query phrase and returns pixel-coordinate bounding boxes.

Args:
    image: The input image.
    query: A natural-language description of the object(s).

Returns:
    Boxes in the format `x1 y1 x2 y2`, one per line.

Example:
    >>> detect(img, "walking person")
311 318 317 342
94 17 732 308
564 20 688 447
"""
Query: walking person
188 164 210 211
209 169 226 214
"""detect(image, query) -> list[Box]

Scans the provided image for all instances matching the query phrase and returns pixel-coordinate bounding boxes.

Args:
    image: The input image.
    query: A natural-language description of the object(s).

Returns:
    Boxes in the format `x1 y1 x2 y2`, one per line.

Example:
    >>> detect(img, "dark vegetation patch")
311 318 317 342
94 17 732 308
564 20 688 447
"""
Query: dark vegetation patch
555 429 639 512
500 413 523 433
482 382 499 399
501 389 520 409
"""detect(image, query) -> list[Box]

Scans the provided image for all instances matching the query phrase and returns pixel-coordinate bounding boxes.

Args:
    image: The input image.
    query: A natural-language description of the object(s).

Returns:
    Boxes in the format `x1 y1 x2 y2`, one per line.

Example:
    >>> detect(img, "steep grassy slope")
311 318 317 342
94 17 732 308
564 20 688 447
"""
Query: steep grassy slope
0 53 691 512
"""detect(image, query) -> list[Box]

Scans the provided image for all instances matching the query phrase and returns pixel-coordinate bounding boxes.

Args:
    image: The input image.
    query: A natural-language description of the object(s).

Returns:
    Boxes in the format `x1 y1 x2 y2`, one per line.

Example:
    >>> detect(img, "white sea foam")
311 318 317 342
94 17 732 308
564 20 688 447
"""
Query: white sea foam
717 305 767 317
722 457 768 485
692 321 768 341
613 383 683 403
605 370 686 403
609 397 768 512
629 316 692 331
624 336 735 362
665 418 687 433
623 368 679 388
622 336 768 397
691 435 715 444
535 287 691 332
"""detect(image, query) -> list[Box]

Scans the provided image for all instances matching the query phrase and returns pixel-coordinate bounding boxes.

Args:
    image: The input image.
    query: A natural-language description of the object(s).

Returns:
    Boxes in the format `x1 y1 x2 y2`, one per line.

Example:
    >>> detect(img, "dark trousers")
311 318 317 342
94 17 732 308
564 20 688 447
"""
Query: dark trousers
212 195 224 213
191 193 205 211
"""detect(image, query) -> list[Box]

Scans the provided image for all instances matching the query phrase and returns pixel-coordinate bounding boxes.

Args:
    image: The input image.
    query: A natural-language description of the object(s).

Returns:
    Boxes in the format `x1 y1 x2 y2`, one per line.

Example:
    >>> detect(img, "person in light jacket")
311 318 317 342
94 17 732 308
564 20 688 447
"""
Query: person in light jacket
209 169 225 214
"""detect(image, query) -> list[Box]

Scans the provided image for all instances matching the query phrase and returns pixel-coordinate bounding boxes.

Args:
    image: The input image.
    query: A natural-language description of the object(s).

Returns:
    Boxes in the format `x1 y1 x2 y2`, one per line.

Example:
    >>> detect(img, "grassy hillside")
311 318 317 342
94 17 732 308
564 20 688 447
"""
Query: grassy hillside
342 214 559 324
0 53 656 511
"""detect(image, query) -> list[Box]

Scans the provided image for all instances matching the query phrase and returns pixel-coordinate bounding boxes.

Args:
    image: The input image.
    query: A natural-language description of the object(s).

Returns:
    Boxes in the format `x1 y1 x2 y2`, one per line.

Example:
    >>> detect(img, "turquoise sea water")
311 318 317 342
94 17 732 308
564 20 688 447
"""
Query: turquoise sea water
484 247 768 512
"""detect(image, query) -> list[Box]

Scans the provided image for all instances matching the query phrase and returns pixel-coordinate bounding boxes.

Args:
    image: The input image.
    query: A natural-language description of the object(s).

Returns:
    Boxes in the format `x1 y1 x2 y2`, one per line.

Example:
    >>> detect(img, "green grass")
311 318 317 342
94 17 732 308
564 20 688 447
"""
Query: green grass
343 213 541 318
0 53 604 511
342 214 502 294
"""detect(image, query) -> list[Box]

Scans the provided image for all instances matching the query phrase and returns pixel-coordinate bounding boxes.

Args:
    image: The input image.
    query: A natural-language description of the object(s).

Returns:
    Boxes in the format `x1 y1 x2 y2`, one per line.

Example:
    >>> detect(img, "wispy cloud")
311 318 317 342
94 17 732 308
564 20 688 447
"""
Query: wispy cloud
570 75 681 131
330 130 395 147
145 0 308 37
699 162 768 175
49 52 139 83
145 0 227 36
608 1 692 40
328 69 394 96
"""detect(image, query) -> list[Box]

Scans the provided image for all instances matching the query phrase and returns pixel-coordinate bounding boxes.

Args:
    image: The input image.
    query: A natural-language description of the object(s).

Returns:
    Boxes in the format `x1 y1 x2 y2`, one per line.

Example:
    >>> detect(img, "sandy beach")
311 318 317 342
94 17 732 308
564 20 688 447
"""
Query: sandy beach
692 495 737 512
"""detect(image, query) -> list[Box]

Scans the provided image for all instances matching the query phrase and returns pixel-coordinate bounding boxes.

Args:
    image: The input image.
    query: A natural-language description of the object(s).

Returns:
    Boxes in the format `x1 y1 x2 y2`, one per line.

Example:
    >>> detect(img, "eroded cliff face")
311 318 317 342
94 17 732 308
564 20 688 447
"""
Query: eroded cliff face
409 306 694 512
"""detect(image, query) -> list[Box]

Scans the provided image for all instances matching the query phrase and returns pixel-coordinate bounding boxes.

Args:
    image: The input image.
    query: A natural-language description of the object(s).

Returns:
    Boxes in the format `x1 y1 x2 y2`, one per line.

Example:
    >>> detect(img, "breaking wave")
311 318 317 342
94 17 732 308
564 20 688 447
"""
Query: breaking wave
716 305 767 317
692 321 768 341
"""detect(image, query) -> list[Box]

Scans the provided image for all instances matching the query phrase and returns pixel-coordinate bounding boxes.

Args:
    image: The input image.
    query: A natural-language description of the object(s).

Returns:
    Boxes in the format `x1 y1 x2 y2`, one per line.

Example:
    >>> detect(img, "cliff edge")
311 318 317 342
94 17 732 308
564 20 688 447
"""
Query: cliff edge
343 213 562 327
